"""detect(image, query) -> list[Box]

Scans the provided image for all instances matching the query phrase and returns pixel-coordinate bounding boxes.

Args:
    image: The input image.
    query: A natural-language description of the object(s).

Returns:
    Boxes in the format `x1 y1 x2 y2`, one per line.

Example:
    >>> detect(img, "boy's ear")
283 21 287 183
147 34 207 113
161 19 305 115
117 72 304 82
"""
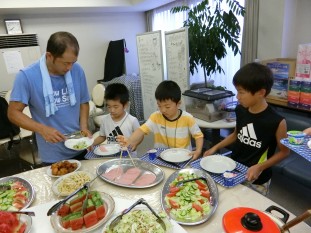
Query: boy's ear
124 101 130 111
258 88 267 97
177 100 182 107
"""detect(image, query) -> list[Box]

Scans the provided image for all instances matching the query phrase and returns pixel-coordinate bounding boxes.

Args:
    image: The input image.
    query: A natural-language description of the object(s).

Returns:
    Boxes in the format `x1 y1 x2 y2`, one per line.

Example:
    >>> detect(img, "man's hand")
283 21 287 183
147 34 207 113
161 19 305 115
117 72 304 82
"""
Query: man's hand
41 126 66 143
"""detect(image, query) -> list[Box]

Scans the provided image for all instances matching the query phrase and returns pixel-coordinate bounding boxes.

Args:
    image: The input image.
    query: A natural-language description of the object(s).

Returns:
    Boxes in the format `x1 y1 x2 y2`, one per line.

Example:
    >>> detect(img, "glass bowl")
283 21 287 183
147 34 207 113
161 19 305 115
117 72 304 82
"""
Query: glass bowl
287 130 306 145
50 192 115 233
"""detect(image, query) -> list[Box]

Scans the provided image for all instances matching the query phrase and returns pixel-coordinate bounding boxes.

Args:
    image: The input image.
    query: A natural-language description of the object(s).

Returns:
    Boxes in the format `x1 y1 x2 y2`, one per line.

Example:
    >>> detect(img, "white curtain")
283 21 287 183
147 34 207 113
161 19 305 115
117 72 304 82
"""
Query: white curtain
150 0 244 98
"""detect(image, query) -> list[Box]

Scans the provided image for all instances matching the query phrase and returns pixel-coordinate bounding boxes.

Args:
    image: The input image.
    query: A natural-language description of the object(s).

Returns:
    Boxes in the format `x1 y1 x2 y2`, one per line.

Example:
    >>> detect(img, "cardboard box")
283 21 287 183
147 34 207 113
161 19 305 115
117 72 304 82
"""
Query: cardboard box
261 58 296 80
296 43 311 81
261 58 296 102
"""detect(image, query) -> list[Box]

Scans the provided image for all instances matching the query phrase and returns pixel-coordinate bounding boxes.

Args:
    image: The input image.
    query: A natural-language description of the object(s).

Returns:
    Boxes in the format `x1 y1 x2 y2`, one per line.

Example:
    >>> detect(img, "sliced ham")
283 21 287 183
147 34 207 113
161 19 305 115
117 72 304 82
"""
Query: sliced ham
134 172 156 186
99 145 108 152
103 166 123 181
115 167 142 185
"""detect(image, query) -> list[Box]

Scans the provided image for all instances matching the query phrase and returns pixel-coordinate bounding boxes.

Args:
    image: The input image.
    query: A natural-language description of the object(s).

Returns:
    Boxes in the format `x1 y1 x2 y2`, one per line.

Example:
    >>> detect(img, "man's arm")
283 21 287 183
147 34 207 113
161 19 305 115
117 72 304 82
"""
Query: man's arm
80 102 91 136
246 119 290 181
8 101 66 143
203 128 237 156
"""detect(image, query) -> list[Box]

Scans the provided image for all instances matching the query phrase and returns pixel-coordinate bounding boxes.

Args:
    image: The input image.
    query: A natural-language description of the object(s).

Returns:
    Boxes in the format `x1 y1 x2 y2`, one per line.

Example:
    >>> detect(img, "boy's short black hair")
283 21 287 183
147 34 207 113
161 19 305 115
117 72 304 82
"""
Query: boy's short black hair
155 80 181 103
104 83 129 105
232 62 274 96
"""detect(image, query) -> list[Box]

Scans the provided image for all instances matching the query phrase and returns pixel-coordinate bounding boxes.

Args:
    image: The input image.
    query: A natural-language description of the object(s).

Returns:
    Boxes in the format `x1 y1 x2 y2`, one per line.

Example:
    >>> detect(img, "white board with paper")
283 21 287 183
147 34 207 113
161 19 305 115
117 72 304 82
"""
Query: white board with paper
165 27 189 109
136 30 164 120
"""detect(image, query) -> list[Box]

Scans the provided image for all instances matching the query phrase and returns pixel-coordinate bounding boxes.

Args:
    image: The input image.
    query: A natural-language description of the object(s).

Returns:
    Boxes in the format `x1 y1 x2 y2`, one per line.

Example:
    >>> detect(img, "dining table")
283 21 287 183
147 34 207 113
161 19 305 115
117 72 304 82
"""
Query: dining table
12 157 311 233
280 135 311 162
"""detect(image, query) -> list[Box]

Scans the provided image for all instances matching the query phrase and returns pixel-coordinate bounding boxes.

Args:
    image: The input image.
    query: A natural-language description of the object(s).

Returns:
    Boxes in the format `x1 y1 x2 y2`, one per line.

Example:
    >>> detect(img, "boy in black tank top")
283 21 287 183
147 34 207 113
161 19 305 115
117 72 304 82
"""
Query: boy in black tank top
203 62 290 195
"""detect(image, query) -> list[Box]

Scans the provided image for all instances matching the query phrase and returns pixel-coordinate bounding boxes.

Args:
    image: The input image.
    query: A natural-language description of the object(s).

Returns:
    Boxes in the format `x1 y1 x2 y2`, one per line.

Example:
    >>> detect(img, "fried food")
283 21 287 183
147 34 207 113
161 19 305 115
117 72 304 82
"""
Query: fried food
51 160 78 176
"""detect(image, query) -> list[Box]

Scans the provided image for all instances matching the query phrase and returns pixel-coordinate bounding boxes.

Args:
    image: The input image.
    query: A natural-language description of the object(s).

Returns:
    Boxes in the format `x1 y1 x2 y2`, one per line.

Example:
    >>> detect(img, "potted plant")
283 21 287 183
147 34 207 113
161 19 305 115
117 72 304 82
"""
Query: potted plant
171 0 245 87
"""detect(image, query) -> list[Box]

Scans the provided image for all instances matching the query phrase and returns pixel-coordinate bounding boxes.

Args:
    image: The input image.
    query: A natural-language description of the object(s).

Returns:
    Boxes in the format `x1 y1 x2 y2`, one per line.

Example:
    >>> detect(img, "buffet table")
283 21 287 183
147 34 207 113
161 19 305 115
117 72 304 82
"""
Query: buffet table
14 159 311 233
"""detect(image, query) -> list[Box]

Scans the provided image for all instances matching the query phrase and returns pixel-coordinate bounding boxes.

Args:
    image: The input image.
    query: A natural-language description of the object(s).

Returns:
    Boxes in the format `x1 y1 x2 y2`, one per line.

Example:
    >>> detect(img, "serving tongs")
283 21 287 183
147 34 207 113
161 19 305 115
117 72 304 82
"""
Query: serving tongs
6 211 35 216
176 176 207 187
64 130 86 139
47 172 102 216
0 184 11 191
109 198 166 231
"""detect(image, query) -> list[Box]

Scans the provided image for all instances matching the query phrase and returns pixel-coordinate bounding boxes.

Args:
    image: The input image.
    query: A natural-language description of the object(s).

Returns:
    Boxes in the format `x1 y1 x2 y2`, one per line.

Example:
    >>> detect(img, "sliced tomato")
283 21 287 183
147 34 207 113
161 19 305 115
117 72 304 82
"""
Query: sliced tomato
166 192 177 197
169 186 180 193
192 203 203 212
195 180 207 188
200 190 210 199
198 199 205 204
168 199 179 209
86 206 96 213
70 195 86 205
12 202 24 210
15 222 26 233
14 193 28 201
0 223 12 233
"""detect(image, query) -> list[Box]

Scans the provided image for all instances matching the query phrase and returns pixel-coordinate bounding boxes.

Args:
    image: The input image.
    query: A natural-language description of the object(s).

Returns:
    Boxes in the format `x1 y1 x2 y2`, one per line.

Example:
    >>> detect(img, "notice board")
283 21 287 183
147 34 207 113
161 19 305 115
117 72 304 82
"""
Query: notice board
165 27 189 109
136 30 164 120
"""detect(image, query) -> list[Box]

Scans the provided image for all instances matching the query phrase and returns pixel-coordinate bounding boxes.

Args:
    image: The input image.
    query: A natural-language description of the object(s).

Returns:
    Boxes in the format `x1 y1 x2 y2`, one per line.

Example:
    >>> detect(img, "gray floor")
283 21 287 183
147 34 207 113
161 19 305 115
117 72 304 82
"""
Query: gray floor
1 133 310 227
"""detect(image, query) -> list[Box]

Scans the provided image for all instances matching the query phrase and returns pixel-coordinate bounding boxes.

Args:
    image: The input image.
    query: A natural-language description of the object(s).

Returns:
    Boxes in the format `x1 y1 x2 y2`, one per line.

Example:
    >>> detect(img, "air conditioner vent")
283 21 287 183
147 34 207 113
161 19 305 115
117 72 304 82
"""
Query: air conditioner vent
0 34 39 49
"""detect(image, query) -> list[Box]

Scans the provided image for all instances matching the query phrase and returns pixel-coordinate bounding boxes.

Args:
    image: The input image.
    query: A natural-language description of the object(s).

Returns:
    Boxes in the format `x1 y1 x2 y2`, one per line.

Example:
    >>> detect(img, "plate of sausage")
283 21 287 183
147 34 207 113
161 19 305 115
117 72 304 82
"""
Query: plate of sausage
96 159 164 188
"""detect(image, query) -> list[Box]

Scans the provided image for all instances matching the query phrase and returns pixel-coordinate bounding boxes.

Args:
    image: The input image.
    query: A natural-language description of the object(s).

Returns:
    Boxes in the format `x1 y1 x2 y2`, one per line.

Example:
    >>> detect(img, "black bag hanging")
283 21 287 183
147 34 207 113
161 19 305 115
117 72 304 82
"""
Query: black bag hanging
0 96 21 149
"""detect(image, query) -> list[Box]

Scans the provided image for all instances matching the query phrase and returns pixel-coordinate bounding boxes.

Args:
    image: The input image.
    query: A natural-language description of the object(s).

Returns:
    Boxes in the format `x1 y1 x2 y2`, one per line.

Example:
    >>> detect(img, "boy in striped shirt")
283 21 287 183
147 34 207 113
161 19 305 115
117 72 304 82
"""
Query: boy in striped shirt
119 80 203 160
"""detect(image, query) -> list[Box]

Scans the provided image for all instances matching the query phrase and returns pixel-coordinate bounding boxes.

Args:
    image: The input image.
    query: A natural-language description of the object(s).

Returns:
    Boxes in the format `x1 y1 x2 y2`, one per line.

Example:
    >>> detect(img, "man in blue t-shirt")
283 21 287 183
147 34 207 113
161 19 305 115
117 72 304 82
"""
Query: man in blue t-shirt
8 31 91 164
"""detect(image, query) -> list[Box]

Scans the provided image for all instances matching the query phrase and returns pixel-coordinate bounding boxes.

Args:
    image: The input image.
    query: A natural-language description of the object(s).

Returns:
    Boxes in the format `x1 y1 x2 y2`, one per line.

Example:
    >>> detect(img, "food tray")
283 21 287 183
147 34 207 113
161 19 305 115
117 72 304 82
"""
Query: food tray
0 176 35 209
280 135 311 162
140 148 191 169
161 168 218 225
97 159 164 188
190 157 248 187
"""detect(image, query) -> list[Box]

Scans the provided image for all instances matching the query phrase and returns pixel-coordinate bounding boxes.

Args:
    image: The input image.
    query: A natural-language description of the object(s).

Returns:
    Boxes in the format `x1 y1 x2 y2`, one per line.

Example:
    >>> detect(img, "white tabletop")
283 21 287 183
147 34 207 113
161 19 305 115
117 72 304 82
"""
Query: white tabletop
14 159 311 233
195 118 236 129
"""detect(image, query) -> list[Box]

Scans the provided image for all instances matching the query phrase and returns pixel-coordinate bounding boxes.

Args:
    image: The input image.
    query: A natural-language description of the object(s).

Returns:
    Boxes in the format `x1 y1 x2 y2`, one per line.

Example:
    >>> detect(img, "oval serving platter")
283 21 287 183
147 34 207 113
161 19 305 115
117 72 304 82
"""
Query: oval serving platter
0 176 35 210
97 159 165 189
160 168 219 225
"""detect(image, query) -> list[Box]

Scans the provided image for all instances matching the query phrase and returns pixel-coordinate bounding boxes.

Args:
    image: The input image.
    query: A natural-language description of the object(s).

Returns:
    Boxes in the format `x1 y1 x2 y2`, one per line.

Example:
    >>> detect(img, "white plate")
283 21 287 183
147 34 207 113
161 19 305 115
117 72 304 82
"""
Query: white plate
46 160 81 177
200 155 236 174
52 171 94 196
102 197 187 233
94 144 120 156
160 148 191 163
64 137 94 151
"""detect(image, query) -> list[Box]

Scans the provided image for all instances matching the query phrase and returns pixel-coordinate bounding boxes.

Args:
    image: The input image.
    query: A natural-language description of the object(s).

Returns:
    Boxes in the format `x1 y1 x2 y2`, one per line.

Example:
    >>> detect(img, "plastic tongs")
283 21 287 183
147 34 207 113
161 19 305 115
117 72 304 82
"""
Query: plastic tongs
47 172 102 216
109 198 166 231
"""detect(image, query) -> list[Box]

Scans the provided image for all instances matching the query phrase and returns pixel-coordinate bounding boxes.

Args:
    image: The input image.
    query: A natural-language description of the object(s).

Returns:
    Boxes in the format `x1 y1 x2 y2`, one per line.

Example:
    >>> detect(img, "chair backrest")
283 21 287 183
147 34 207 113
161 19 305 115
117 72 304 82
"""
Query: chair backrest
92 84 106 107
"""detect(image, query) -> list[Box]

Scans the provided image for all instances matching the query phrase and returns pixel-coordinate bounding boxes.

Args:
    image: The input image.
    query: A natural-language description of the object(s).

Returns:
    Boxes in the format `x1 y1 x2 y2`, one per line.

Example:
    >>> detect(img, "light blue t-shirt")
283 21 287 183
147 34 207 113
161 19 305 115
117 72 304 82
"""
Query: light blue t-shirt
10 60 90 163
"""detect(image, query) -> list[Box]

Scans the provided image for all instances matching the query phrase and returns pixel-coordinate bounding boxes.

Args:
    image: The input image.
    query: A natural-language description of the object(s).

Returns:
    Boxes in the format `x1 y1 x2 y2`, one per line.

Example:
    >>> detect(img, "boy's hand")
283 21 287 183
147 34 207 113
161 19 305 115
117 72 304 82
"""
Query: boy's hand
246 164 263 182
116 135 138 151
203 147 217 157
190 150 201 160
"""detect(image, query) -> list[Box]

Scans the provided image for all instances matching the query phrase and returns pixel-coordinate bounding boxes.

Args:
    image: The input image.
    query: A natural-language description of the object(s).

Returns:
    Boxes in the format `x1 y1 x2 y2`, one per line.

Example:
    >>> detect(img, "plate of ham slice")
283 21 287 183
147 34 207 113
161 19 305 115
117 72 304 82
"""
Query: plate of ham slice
94 144 120 156
96 159 164 188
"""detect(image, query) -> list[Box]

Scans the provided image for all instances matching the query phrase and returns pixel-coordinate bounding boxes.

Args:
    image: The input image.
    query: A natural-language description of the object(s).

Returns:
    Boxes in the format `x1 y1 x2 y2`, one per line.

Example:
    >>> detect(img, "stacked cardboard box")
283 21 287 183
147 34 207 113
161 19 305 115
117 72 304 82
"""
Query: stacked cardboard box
294 44 311 110
261 58 296 102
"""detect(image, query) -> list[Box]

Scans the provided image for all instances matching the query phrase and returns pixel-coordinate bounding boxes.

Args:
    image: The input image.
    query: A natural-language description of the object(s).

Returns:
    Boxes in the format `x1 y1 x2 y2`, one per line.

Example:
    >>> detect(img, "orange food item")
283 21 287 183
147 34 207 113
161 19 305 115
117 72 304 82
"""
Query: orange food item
51 160 78 176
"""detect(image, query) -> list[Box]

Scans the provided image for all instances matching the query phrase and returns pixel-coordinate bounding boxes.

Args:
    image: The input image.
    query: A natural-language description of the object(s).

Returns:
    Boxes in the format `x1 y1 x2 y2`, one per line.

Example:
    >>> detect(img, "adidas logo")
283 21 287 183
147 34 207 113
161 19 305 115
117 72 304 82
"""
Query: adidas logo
237 123 262 148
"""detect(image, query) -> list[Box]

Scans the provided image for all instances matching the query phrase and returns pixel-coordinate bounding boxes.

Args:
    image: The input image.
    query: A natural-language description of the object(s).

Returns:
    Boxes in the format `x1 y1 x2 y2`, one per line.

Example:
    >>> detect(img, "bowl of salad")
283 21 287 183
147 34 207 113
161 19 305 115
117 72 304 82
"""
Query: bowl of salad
0 211 32 233
160 168 219 225
0 176 35 211
103 206 172 233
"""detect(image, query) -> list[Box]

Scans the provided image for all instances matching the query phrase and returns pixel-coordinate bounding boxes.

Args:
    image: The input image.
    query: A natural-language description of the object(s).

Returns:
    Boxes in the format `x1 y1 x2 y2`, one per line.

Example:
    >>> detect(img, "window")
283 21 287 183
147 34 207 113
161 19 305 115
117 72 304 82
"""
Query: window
150 0 244 97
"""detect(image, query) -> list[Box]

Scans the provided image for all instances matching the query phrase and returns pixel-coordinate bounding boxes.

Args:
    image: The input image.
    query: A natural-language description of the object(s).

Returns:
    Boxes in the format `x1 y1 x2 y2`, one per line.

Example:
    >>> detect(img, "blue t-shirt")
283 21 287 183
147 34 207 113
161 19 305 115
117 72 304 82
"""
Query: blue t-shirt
10 60 90 163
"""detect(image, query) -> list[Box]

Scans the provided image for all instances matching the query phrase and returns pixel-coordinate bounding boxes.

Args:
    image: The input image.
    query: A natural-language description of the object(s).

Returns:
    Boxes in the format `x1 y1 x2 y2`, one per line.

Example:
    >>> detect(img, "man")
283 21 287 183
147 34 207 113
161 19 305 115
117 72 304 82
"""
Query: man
8 31 91 164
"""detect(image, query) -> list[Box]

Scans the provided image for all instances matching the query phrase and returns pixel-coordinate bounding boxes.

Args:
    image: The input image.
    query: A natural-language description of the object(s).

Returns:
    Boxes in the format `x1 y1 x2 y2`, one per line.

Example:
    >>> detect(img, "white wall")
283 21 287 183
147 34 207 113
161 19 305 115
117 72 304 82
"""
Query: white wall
0 12 146 93
258 0 311 60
